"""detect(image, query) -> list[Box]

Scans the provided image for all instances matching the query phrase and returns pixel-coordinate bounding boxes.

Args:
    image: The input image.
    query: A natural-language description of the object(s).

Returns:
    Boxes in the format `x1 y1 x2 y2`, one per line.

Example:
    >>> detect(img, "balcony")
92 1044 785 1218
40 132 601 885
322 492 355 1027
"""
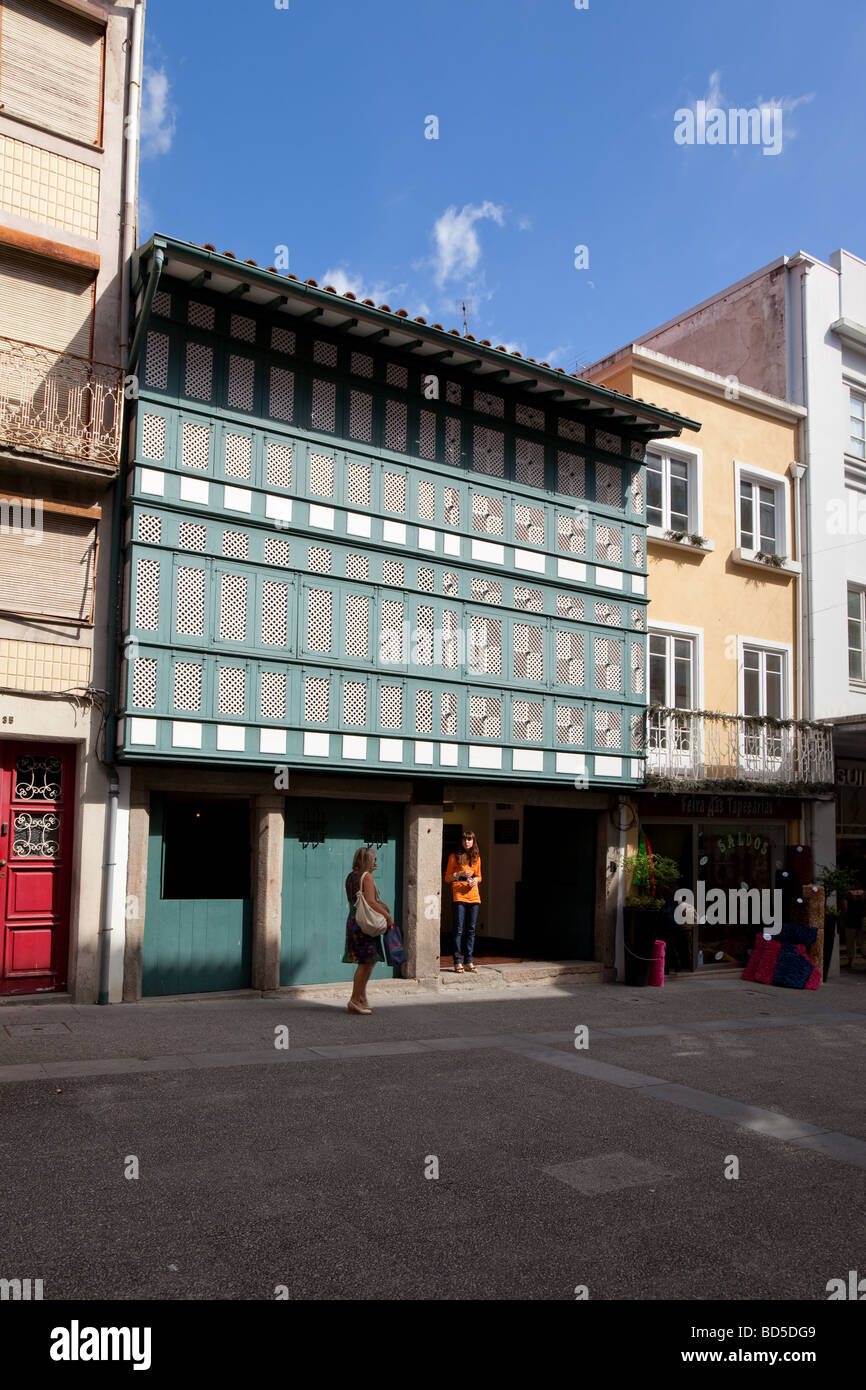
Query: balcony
644 707 834 792
0 336 123 468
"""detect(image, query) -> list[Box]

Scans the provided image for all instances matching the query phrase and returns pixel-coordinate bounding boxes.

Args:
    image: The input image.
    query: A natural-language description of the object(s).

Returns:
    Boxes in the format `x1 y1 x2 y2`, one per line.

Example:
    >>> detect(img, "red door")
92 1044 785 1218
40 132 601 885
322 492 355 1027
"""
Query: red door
0 744 74 995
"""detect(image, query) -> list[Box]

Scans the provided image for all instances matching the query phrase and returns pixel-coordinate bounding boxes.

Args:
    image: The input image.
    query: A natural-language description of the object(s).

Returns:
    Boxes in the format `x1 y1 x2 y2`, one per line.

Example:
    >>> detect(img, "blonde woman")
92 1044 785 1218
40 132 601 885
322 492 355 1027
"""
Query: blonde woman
344 846 393 1014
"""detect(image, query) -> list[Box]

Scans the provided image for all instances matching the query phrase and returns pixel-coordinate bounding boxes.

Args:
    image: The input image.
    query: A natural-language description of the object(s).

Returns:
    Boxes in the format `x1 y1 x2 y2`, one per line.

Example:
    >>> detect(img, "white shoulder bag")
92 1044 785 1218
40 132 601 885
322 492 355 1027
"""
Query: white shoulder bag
355 871 388 937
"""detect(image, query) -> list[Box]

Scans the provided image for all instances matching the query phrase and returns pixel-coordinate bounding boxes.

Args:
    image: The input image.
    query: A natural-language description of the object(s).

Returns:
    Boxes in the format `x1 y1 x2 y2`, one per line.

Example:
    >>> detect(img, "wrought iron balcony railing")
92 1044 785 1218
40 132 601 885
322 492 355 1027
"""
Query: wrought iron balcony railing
644 707 834 791
0 336 123 467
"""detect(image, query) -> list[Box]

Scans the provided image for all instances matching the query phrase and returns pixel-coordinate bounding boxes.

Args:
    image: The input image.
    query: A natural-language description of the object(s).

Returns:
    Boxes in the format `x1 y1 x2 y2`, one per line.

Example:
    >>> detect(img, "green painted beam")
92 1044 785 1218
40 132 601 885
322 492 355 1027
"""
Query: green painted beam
297 307 325 322
265 295 289 311
189 270 211 289
334 318 359 333
227 282 251 299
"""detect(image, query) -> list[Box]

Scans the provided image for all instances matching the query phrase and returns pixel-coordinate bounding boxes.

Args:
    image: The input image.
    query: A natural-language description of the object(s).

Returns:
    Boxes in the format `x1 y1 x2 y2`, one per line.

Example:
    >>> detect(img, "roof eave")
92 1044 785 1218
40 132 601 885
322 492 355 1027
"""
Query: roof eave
138 235 700 438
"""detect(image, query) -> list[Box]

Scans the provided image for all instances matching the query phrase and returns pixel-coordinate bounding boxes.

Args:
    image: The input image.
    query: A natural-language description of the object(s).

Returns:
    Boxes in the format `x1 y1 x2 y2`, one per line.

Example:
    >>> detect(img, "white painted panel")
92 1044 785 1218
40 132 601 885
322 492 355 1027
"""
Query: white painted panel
303 731 330 756
309 505 335 530
346 512 372 538
558 558 586 581
514 548 546 574
439 742 459 765
383 520 407 544
443 534 461 557
555 751 586 774
217 724 246 751
172 721 202 749
224 486 252 512
414 740 435 764
342 735 367 759
266 495 293 522
418 527 436 550
129 717 157 745
469 745 502 769
180 477 209 505
472 539 505 564
595 754 623 777
631 575 646 595
512 748 544 772
596 566 624 590
140 469 165 496
379 737 403 762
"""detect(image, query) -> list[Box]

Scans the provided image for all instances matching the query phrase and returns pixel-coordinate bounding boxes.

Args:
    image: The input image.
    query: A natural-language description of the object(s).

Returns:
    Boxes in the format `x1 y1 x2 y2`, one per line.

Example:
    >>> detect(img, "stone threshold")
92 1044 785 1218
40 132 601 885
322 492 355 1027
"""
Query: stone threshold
442 960 603 987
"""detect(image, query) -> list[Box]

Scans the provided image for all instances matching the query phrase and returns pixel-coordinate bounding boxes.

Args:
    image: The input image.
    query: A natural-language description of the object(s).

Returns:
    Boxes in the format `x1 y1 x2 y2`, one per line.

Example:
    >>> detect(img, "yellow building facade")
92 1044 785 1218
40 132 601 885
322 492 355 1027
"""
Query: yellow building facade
588 345 834 973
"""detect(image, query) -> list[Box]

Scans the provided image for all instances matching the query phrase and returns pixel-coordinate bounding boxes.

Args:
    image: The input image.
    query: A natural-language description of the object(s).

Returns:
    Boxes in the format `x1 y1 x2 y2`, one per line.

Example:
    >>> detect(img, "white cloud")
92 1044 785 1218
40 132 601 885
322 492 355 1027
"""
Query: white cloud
544 344 572 367
140 66 176 159
431 202 504 286
320 266 435 319
518 216 532 232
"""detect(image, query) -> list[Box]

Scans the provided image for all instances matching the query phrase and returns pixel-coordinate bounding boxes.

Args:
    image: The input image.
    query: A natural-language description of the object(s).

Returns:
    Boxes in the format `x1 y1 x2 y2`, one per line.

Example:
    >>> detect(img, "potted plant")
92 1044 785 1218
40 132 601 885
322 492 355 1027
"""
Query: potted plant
623 847 682 985
817 864 860 978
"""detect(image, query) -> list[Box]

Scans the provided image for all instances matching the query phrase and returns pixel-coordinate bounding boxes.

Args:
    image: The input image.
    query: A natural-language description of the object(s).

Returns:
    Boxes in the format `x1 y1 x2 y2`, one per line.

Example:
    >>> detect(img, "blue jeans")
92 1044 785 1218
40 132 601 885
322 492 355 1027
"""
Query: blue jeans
452 901 479 965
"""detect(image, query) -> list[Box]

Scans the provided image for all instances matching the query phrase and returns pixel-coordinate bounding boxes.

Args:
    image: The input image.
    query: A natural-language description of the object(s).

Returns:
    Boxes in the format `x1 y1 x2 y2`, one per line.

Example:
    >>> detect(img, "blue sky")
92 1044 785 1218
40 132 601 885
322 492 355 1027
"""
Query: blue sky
139 0 866 370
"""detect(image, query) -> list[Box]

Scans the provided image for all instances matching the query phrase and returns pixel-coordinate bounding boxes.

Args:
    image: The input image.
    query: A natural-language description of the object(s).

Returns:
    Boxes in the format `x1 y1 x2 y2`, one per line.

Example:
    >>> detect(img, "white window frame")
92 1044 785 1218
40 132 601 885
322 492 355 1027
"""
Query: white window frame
734 462 790 560
848 583 866 687
848 388 866 461
645 442 703 536
647 621 704 771
737 635 793 774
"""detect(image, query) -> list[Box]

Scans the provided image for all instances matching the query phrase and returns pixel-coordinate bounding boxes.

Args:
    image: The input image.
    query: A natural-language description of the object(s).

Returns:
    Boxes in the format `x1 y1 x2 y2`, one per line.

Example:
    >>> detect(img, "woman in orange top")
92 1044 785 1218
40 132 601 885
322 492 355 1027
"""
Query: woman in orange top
445 830 482 974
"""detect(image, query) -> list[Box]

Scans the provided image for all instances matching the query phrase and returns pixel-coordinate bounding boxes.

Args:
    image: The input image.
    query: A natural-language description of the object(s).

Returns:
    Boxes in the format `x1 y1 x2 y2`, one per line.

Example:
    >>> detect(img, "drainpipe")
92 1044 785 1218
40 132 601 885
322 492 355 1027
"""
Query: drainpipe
97 246 163 1006
615 797 628 981
96 0 148 1004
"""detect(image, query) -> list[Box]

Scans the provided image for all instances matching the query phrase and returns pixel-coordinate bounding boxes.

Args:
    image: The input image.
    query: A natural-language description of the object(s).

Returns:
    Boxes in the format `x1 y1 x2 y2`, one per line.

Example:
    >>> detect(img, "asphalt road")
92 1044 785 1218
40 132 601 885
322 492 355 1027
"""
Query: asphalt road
1 974 864 1301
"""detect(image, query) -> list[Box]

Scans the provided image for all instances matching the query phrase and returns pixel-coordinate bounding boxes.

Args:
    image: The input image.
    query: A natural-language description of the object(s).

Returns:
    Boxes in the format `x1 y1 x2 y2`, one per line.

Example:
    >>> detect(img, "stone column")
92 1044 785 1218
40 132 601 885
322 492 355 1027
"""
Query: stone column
403 801 443 987
252 794 285 994
122 786 149 1002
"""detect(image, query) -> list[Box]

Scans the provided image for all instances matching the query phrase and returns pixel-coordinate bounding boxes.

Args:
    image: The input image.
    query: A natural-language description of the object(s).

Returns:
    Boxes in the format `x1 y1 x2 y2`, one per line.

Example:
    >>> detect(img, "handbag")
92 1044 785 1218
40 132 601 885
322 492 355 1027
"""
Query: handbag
355 872 388 937
382 922 406 966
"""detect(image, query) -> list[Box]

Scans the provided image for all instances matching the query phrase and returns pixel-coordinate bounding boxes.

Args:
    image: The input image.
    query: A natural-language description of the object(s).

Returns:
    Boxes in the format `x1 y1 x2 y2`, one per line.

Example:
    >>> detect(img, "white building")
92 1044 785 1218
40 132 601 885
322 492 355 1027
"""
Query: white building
635 249 866 877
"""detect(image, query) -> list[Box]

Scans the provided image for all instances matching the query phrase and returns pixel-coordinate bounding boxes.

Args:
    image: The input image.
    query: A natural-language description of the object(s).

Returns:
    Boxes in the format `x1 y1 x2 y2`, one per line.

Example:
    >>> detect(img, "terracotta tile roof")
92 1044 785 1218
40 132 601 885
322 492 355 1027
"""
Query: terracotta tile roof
175 239 693 422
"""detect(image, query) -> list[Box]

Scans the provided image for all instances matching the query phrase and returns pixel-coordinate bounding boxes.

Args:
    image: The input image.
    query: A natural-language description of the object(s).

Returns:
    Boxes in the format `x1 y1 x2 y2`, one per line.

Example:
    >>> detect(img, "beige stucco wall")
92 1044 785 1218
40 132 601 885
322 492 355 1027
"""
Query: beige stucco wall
596 360 800 718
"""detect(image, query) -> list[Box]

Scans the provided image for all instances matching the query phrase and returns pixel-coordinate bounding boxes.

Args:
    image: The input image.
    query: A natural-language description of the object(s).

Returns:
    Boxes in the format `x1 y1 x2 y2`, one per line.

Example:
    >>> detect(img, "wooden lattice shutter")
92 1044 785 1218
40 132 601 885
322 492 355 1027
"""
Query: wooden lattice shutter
0 0 104 145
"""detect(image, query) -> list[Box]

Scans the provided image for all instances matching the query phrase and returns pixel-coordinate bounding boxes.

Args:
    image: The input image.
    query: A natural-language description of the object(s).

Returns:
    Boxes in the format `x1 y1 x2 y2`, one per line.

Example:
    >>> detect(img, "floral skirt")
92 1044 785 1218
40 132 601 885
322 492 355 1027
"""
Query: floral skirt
342 910 385 965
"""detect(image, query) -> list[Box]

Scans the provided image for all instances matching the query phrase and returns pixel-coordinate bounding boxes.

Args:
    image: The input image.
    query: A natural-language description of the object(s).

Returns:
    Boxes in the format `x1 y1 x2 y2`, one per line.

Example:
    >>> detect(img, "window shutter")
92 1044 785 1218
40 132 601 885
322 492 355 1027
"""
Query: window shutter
0 510 97 619
0 246 94 354
0 0 104 145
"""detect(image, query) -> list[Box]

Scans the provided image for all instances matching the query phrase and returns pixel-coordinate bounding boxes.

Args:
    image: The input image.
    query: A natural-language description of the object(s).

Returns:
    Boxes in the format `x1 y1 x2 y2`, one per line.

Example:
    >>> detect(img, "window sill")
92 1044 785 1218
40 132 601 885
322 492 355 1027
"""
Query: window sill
647 526 714 554
731 548 801 576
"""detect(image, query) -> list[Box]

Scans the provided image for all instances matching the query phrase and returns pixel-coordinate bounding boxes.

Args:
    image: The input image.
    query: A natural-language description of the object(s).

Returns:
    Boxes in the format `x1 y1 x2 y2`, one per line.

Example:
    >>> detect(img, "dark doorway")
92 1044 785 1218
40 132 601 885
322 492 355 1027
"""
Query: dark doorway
515 807 596 959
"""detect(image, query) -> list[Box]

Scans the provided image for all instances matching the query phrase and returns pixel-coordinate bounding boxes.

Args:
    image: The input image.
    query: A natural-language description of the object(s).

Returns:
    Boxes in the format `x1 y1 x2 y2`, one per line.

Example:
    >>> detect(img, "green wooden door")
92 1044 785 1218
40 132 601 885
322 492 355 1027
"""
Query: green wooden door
281 800 403 985
142 794 252 996
516 808 596 959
